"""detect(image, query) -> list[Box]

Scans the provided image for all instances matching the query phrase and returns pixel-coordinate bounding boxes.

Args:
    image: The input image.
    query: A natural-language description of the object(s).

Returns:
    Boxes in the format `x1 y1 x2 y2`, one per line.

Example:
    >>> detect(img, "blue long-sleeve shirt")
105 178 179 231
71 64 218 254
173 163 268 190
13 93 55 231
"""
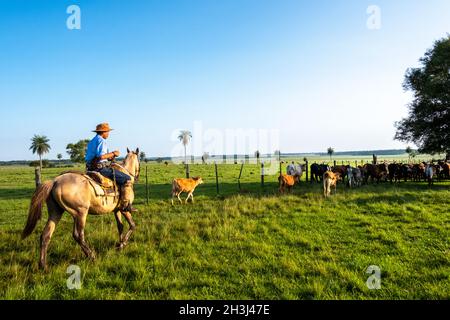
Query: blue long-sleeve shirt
85 135 109 164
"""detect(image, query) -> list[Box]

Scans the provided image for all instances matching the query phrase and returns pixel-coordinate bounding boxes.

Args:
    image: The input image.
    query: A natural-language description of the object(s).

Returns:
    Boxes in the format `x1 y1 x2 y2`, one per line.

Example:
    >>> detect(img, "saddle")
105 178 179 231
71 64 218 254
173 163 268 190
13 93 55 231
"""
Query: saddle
84 171 118 197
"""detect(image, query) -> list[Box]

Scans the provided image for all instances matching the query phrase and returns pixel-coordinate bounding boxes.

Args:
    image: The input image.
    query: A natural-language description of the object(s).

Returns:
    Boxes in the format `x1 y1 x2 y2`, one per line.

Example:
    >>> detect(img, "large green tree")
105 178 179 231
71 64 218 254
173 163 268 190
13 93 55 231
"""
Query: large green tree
395 36 450 160
29 135 51 170
66 139 90 163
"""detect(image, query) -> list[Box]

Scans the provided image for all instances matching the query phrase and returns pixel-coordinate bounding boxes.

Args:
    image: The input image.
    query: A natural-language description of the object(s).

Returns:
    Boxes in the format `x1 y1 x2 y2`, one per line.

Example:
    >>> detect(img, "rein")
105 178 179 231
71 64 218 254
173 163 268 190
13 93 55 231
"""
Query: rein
112 157 140 181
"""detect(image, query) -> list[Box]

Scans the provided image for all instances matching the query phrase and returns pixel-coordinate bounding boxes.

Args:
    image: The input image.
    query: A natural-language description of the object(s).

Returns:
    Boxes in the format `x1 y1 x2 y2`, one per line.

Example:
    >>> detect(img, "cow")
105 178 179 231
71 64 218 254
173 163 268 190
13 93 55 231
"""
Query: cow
347 166 362 188
438 161 450 179
278 174 300 194
332 165 348 183
401 164 412 182
323 171 342 197
311 163 330 183
412 163 426 182
171 176 204 205
388 163 402 183
363 163 389 183
286 162 296 176
425 163 435 187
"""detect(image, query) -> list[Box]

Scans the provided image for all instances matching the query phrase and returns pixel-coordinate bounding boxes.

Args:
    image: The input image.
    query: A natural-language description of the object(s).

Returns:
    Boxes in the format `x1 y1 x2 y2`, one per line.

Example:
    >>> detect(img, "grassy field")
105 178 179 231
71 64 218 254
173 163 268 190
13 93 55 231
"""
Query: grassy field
0 162 449 300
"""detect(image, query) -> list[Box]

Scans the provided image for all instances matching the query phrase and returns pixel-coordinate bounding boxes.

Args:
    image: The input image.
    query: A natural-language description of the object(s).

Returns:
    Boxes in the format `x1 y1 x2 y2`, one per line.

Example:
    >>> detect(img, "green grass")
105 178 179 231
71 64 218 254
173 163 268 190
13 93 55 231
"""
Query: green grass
0 164 449 299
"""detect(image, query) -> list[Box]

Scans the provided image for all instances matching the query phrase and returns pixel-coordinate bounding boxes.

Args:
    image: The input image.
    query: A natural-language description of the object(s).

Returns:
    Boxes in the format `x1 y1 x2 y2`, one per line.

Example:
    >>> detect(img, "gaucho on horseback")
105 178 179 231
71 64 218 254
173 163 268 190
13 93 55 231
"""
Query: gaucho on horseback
22 122 141 270
86 123 137 213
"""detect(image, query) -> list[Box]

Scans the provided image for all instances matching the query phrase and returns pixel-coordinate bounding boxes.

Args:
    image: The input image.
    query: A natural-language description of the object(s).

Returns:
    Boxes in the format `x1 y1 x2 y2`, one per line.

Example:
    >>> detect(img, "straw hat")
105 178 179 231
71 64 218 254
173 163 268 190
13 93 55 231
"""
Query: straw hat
93 123 113 133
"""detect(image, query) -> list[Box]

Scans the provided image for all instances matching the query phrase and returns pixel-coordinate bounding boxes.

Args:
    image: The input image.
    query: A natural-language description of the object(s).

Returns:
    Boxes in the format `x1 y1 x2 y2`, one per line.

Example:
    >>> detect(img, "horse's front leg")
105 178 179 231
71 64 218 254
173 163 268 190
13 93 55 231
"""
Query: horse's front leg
120 211 136 248
73 212 96 260
114 210 125 249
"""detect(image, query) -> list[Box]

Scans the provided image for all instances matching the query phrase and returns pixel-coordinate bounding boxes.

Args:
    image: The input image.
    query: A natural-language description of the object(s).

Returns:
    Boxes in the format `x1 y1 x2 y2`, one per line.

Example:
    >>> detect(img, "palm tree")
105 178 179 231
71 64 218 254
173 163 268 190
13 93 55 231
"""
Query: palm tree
30 135 51 170
327 147 334 161
178 130 192 164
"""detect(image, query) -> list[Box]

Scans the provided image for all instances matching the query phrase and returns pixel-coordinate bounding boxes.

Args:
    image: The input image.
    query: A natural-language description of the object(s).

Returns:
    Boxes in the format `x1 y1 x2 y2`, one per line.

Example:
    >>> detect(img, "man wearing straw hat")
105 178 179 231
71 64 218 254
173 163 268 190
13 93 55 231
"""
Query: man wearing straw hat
85 123 137 213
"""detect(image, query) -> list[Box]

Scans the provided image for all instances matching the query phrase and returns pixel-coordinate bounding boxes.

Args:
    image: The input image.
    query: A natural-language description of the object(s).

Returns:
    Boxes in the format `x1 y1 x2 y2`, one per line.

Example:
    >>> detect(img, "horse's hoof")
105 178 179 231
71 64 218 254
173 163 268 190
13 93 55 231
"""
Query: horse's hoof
116 242 126 250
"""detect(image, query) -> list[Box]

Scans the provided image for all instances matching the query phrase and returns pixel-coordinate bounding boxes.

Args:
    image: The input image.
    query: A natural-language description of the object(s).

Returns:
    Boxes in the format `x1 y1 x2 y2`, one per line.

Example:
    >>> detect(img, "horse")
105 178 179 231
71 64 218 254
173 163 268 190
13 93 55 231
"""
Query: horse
22 148 141 270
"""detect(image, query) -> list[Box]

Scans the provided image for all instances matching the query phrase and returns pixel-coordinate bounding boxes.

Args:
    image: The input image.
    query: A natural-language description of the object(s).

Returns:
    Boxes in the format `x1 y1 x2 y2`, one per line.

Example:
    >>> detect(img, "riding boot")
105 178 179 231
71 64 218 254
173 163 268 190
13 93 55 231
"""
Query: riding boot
120 181 138 213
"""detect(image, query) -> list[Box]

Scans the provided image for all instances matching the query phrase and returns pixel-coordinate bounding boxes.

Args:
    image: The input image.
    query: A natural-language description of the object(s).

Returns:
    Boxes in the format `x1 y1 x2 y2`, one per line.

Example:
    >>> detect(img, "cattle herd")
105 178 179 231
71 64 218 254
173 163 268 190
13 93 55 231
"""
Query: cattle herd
171 160 450 202
309 160 450 190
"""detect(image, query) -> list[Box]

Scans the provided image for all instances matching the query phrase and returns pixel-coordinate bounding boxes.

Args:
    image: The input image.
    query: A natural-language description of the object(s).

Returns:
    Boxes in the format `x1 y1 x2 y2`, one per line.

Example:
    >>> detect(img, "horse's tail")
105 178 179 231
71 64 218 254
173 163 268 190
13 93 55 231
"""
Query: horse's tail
22 180 55 239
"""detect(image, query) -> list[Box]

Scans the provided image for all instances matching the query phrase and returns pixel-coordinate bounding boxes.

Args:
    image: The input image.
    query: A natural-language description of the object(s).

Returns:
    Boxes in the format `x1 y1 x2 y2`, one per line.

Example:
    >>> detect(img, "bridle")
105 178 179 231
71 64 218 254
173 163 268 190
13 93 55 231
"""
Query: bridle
114 153 141 182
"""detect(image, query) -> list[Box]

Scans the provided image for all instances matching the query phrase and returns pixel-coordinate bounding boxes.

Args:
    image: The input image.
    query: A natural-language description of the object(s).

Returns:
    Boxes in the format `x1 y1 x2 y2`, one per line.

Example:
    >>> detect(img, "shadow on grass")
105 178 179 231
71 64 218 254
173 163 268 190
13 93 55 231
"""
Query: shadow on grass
0 187 35 200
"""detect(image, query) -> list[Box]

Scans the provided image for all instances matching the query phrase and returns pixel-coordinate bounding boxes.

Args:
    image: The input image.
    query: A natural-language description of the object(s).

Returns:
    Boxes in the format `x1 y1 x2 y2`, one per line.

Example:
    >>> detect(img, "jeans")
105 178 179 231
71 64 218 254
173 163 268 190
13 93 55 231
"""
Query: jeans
98 168 131 187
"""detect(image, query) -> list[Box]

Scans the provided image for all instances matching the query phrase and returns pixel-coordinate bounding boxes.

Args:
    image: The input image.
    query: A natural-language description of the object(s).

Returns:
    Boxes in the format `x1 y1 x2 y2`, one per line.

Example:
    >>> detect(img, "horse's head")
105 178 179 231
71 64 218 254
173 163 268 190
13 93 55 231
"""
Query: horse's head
124 148 141 182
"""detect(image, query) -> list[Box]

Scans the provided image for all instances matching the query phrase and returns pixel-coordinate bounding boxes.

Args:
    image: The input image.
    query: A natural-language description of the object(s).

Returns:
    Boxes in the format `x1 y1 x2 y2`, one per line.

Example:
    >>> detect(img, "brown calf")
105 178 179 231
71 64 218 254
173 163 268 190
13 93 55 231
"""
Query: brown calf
323 171 341 197
278 174 300 193
171 176 204 205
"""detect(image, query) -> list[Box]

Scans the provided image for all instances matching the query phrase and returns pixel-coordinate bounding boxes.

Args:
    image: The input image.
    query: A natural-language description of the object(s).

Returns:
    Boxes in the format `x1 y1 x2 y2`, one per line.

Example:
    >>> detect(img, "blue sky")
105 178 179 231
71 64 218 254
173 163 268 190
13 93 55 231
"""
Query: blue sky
0 0 449 160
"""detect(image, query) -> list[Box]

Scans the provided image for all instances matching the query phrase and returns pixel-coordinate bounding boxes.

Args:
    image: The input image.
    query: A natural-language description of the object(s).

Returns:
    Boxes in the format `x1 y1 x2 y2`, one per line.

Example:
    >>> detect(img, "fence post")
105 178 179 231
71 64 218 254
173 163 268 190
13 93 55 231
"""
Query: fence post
238 162 244 191
145 166 149 205
261 162 265 188
279 152 282 187
186 163 190 178
35 167 41 188
333 160 336 168
215 163 219 194
305 160 309 182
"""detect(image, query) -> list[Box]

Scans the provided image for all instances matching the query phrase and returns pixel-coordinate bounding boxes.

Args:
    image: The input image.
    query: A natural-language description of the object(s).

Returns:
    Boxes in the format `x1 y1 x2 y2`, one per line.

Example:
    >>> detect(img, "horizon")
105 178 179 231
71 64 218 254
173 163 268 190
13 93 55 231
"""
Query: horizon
1 148 432 163
1 0 450 161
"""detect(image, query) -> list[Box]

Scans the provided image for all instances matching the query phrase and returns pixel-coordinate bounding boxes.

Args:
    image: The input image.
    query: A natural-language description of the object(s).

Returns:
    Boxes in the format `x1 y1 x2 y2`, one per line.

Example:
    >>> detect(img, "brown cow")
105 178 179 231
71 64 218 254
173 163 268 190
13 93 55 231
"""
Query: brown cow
278 174 300 194
412 163 426 181
171 176 204 205
363 163 389 183
323 171 341 197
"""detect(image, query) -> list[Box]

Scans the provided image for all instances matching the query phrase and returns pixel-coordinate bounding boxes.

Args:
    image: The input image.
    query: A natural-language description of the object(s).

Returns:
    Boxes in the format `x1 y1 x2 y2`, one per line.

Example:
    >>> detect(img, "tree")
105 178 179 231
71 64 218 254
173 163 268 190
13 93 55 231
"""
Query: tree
327 147 334 161
66 139 90 163
30 135 51 170
395 36 450 160
139 151 146 163
274 150 281 161
57 153 63 161
405 146 413 161
178 130 192 164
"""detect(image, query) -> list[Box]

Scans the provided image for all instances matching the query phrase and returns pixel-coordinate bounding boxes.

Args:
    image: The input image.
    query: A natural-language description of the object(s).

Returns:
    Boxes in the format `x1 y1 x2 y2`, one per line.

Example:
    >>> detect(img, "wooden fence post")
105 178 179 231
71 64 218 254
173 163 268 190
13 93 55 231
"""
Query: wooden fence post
305 160 309 182
145 166 149 205
333 160 337 168
238 162 244 191
35 167 41 188
279 154 282 187
186 163 190 178
215 163 219 194
261 162 265 188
